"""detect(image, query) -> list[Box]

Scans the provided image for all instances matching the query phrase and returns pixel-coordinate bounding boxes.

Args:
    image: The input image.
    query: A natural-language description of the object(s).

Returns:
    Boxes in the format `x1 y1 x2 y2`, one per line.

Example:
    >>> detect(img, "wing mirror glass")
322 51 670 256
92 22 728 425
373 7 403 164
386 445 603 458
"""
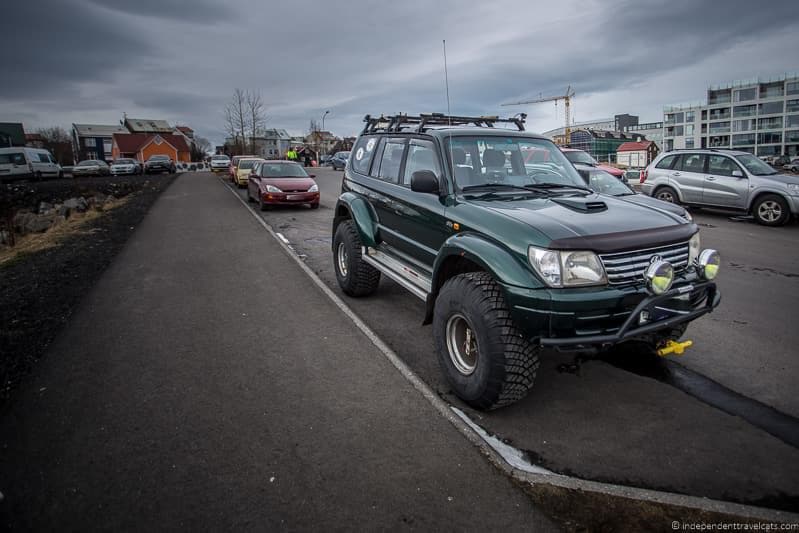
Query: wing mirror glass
410 170 440 195
732 170 743 178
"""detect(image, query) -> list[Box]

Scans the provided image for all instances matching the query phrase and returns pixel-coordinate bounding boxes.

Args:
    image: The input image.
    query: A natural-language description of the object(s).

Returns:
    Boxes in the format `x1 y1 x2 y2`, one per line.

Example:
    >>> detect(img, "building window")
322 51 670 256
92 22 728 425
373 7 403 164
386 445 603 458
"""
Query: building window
788 81 799 96
733 104 756 117
709 121 730 134
757 145 780 156
685 111 695 122
685 124 695 136
758 117 783 130
709 108 731 120
787 130 799 143
685 138 694 148
757 132 782 144
760 82 784 99
786 100 799 113
732 133 756 146
708 90 731 104
84 137 95 147
733 119 755 132
673 125 684 136
787 115 799 128
734 88 757 102
759 101 784 115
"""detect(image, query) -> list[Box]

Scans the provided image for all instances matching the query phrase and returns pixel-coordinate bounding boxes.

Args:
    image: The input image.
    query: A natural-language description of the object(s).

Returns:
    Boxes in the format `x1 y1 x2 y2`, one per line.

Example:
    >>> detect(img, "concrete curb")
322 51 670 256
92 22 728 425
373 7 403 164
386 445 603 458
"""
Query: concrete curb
220 175 799 525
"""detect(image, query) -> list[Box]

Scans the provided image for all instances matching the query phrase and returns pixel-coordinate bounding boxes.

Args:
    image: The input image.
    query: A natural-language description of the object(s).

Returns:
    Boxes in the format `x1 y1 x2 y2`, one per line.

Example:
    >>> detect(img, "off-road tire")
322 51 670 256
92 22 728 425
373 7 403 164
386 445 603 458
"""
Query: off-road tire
333 220 380 297
654 186 679 205
433 272 539 410
752 194 790 226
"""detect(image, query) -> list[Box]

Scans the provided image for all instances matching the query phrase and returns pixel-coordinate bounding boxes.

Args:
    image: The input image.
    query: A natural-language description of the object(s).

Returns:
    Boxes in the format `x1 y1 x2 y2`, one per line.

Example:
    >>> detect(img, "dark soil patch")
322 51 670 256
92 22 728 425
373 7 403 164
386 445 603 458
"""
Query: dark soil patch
0 175 176 407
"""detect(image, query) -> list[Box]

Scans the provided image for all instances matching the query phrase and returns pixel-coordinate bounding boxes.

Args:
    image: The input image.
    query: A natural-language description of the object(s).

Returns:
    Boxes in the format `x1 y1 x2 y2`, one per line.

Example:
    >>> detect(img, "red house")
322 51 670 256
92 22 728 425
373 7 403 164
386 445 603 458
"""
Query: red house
112 133 191 163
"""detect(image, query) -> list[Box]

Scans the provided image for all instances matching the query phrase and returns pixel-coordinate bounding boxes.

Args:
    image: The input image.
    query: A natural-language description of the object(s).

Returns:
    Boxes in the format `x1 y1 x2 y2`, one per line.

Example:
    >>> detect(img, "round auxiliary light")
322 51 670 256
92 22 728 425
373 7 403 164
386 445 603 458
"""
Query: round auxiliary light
644 260 674 295
698 249 720 280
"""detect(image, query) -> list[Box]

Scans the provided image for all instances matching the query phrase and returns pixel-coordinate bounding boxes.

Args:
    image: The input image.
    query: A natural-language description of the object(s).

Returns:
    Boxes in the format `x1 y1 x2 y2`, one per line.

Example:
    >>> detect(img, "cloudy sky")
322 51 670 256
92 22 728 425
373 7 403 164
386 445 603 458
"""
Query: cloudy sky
2 0 798 147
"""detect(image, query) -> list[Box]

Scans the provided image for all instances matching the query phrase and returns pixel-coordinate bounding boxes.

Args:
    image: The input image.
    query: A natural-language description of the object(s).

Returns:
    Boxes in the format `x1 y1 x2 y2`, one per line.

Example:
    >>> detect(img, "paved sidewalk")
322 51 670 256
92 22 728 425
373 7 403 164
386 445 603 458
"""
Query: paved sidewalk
0 174 556 531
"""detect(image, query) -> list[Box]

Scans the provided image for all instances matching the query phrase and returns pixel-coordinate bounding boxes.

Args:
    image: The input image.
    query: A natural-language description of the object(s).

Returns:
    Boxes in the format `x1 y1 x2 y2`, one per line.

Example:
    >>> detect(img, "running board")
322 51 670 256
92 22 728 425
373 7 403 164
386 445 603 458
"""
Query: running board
362 247 431 301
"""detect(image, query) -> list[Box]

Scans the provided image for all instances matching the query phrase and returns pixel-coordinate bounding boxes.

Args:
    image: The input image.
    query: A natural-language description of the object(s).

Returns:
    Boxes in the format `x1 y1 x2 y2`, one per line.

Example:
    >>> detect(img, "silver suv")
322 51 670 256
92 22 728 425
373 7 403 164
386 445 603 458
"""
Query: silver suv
641 149 799 226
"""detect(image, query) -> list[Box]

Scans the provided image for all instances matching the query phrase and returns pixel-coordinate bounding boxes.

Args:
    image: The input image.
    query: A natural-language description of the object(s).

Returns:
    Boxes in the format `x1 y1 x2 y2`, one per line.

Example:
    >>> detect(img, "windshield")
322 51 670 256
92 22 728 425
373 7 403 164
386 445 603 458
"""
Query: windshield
735 154 778 175
445 136 586 191
583 170 634 196
115 159 135 164
336 152 350 159
238 159 261 170
261 163 308 178
77 160 96 166
212 155 229 161
562 150 598 165
149 156 169 161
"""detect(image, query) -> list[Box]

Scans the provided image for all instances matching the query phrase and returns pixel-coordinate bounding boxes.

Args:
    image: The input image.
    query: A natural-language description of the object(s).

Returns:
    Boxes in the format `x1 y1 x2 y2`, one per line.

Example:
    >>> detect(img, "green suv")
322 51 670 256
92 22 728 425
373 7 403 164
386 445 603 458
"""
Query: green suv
332 114 721 409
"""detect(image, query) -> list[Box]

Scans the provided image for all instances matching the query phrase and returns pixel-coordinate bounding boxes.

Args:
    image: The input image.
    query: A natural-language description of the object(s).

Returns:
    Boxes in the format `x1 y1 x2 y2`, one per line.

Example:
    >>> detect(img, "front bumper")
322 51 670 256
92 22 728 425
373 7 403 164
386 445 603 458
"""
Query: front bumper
73 168 101 176
146 165 172 172
111 167 137 175
261 191 319 204
504 276 720 352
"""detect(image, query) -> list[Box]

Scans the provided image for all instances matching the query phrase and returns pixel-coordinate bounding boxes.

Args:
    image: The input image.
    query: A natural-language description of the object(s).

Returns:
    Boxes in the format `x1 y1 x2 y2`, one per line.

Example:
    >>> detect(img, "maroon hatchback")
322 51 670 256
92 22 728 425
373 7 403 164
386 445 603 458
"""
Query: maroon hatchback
246 161 320 210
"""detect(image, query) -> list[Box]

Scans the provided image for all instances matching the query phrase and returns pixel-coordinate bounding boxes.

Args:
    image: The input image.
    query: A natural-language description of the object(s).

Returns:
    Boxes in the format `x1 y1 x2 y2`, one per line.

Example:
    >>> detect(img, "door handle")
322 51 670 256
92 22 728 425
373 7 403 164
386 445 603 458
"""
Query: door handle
672 172 681 176
706 176 716 181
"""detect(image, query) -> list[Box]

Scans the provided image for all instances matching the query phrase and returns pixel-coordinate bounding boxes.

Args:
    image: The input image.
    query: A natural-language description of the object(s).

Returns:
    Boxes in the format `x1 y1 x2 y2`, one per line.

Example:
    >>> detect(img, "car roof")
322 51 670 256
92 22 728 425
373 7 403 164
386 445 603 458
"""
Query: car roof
362 127 548 141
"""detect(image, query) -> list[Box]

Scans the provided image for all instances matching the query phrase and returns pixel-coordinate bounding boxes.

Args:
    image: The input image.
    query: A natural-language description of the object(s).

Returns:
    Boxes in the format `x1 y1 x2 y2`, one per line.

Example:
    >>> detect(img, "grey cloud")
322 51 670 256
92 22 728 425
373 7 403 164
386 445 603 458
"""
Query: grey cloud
86 0 234 22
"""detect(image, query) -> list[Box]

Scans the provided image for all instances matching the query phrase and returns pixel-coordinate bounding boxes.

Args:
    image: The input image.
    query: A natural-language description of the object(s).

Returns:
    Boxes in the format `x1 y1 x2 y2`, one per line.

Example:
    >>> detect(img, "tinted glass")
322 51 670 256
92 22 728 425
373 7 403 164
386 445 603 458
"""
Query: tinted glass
37 153 50 163
563 150 596 164
376 140 405 183
585 170 633 195
707 155 739 177
350 137 375 174
402 140 440 186
655 155 678 169
238 159 260 169
0 153 25 165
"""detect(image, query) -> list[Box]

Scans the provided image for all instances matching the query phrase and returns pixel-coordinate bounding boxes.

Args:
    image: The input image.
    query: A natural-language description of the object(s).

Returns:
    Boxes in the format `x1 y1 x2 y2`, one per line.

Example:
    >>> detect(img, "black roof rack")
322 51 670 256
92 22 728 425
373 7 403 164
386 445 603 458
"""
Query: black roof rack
361 113 526 135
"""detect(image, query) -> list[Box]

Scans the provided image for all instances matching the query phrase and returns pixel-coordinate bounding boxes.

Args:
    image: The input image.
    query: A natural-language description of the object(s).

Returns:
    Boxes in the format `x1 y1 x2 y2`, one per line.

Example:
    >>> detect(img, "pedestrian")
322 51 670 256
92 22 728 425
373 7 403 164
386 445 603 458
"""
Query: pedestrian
304 151 312 167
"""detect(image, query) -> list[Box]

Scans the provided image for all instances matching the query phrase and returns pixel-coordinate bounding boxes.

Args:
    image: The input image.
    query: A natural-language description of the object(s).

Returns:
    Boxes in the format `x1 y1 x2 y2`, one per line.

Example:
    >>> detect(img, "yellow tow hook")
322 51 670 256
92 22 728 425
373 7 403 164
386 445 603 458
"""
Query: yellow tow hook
656 339 693 357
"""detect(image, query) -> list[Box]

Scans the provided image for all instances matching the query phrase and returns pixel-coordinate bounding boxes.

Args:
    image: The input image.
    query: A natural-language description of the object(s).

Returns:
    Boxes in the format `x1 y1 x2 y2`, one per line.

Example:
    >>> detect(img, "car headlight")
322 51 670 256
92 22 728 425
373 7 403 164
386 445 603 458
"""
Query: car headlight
688 232 701 265
308 183 319 192
644 260 674 295
697 249 720 280
787 183 799 195
527 246 606 287
266 184 282 193
683 210 693 222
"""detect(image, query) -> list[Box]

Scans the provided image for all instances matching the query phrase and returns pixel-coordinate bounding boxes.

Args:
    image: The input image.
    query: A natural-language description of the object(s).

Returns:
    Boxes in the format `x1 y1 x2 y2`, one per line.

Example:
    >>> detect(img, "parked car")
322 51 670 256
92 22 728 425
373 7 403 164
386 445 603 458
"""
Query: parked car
0 147 62 181
573 164 691 221
110 158 142 176
209 154 231 173
229 154 256 182
622 169 642 184
233 157 265 187
319 154 333 166
332 113 720 409
771 155 792 168
331 151 350 170
73 159 110 177
561 148 625 179
783 158 799 173
247 161 319 209
641 149 799 226
144 155 176 174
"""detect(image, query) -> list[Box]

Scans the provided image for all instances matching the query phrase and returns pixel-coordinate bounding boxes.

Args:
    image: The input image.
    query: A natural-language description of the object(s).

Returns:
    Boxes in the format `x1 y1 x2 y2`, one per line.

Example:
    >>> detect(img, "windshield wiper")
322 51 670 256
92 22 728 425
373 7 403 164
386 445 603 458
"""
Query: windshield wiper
462 183 547 200
523 183 594 194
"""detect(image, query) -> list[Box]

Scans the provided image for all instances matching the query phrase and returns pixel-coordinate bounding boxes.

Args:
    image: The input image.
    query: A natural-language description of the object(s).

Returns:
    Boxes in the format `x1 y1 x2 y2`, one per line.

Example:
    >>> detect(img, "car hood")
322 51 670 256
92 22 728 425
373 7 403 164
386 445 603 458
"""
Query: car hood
597 164 623 176
459 193 694 253
76 165 99 170
257 177 315 190
757 173 799 187
612 193 688 218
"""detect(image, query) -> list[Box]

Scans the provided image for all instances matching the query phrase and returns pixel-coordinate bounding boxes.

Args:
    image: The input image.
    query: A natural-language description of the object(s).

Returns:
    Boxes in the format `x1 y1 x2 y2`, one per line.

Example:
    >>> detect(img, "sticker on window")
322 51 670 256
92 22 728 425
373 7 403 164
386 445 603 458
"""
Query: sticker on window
355 147 365 161
366 139 376 152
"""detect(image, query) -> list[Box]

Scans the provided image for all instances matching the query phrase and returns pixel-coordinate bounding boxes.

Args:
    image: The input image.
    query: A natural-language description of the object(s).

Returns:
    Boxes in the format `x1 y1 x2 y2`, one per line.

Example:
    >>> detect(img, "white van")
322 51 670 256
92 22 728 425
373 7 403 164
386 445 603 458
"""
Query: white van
0 147 63 182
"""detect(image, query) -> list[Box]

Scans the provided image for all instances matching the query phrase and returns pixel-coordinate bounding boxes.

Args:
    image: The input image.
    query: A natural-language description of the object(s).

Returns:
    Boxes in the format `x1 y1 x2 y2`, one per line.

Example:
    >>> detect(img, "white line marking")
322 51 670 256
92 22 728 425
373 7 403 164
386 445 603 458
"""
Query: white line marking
219 176 795 522
276 232 290 244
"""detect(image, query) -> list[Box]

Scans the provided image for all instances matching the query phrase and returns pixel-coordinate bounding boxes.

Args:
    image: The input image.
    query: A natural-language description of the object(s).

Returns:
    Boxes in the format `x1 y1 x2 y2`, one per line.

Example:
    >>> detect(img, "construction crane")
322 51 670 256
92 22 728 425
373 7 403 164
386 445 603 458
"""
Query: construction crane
502 86 575 141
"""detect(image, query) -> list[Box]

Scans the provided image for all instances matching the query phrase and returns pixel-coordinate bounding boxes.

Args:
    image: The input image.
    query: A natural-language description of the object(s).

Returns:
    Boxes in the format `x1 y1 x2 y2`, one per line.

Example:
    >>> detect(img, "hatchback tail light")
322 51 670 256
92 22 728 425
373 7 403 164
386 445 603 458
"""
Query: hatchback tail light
640 169 648 183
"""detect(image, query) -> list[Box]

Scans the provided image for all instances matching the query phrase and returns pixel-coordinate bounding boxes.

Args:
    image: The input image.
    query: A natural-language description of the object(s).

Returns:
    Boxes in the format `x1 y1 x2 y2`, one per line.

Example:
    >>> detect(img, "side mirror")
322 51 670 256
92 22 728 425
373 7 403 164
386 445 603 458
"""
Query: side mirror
309 174 316 178
732 170 743 178
410 170 440 195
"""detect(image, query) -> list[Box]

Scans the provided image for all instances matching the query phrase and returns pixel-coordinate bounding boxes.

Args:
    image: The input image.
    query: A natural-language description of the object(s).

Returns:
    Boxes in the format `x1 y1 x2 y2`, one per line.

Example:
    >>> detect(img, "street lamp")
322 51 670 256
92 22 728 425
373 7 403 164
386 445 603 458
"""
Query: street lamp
320 110 330 161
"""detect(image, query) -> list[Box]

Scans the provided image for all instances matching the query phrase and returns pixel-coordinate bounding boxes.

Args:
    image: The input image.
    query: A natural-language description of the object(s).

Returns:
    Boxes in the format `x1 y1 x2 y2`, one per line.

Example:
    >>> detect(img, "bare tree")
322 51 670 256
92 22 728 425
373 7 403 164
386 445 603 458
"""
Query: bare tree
190 136 212 161
246 90 266 154
36 126 74 165
224 89 248 155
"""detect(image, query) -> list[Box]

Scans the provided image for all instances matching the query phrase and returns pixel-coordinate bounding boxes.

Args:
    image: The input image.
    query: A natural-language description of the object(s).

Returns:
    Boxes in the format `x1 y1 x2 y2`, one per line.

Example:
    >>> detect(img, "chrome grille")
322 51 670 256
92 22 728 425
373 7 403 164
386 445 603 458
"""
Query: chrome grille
600 242 690 285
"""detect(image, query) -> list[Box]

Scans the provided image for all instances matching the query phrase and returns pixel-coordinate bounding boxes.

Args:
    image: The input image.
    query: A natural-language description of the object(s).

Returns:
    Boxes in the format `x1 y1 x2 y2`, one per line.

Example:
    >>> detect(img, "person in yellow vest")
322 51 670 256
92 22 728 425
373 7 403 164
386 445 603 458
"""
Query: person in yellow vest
286 147 298 161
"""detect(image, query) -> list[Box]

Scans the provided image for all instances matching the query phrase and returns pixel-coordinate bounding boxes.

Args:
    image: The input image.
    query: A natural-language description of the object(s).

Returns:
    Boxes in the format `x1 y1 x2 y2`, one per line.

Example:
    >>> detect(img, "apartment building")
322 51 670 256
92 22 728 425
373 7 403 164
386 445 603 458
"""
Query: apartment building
663 73 799 157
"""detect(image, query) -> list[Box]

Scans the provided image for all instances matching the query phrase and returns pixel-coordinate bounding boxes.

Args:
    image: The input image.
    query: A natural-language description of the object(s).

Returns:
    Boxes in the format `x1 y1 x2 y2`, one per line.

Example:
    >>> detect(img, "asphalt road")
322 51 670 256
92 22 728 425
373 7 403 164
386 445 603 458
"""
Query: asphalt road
0 173 556 531
233 166 799 511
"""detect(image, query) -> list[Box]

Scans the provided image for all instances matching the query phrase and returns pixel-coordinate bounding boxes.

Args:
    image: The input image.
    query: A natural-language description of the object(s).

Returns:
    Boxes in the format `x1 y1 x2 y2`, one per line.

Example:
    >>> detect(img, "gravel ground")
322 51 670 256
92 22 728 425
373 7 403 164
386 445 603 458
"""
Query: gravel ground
0 175 176 407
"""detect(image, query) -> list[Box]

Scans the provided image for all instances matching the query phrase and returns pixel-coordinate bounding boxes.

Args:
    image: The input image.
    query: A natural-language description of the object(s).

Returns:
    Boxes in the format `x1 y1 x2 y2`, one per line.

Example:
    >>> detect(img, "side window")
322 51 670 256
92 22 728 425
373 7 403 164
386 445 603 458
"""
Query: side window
402 140 441 187
37 153 50 163
655 154 678 169
678 153 706 173
707 155 739 177
350 135 377 175
375 140 406 184
0 153 26 165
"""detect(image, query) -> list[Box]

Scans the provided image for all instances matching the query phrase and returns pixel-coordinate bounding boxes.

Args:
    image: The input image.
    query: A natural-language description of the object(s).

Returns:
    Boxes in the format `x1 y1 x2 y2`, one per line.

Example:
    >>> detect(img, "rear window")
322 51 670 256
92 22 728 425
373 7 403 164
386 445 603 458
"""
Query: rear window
238 159 260 170
261 163 308 177
0 153 26 165
655 154 678 169
350 137 375 174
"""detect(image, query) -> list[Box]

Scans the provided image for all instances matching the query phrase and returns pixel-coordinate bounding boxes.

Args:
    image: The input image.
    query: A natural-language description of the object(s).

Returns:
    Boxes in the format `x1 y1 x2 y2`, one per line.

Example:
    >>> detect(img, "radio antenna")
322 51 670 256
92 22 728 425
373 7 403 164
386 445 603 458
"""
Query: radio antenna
443 39 454 183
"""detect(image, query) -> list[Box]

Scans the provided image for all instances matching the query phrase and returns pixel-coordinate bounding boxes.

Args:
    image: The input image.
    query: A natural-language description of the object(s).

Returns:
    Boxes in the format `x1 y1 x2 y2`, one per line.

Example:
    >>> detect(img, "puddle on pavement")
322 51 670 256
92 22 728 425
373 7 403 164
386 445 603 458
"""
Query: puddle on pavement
600 347 799 450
